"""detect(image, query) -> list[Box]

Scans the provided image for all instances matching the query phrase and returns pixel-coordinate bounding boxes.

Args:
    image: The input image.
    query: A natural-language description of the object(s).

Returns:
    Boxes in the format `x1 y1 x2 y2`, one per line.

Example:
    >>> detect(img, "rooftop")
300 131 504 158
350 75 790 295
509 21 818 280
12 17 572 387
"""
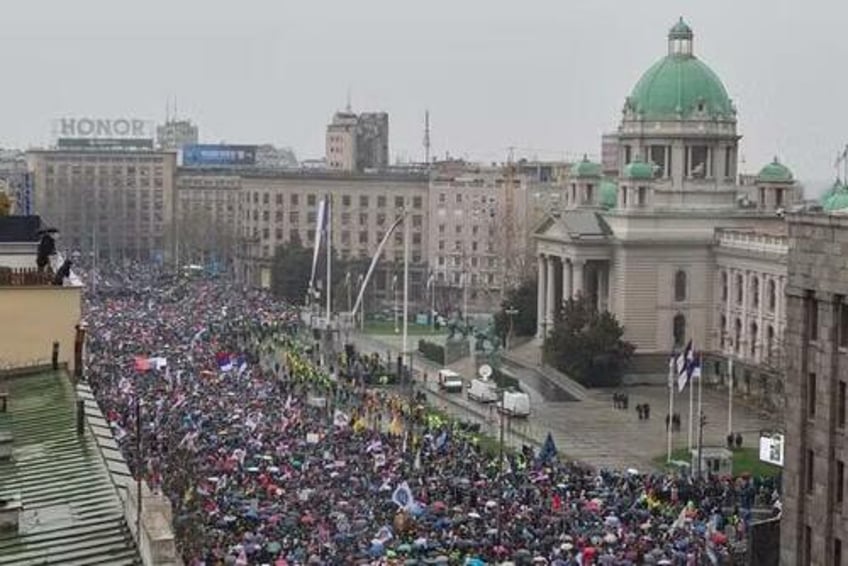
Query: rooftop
0 371 139 565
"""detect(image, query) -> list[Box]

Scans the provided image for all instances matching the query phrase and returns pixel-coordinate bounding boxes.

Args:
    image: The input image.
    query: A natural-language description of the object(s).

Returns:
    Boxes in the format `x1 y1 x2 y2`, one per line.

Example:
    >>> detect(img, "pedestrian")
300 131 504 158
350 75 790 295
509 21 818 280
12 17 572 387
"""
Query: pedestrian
644 403 650 420
735 432 743 449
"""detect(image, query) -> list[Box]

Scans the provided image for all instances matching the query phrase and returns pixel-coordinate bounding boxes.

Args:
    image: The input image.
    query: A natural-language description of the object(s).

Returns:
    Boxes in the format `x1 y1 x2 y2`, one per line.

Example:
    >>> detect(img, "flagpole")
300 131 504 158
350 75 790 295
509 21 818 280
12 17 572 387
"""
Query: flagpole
667 356 674 463
697 351 703 448
688 360 694 452
325 195 332 323
402 208 410 377
727 356 734 437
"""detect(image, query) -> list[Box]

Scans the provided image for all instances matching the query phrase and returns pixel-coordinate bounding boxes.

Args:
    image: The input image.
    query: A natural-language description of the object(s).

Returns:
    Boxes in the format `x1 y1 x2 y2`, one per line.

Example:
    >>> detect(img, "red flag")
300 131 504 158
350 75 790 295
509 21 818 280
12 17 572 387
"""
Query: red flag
133 356 151 372
552 492 562 512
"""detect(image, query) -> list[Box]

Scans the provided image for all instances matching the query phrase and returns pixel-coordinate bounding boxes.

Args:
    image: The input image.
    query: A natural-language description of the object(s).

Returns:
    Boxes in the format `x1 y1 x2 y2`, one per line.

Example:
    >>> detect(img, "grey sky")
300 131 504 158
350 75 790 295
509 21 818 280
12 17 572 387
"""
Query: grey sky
2 0 845 189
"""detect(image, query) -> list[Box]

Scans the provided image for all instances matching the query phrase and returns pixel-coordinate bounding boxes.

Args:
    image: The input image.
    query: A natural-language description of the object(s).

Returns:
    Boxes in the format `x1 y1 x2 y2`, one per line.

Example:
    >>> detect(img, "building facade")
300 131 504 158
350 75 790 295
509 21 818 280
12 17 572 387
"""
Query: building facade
781 212 848 566
534 20 800 374
325 110 389 173
236 171 429 301
28 148 178 262
156 119 199 150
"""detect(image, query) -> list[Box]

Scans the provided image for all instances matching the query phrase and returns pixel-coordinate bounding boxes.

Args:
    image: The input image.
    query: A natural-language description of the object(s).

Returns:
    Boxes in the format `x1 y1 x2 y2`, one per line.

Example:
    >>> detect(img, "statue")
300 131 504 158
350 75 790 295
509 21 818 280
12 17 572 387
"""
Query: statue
446 312 467 342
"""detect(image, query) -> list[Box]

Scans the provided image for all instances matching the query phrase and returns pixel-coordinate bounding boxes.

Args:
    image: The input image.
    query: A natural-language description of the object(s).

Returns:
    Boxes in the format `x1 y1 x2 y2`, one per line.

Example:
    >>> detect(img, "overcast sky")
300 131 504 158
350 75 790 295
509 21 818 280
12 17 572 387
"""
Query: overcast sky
2 0 845 190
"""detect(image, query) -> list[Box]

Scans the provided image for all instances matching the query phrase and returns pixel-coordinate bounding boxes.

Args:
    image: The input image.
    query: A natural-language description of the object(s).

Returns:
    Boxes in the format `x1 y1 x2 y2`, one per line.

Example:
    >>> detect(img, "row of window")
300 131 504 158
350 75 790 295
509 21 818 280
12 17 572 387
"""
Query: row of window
247 192 423 209
437 224 495 236
245 209 424 227
438 240 495 253
437 256 498 268
720 271 780 312
718 315 777 358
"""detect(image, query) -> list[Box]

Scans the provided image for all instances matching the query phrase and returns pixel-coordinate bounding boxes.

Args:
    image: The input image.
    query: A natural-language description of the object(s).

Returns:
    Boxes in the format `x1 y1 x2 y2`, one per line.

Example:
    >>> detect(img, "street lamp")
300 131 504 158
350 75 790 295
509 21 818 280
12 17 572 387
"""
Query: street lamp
504 306 519 350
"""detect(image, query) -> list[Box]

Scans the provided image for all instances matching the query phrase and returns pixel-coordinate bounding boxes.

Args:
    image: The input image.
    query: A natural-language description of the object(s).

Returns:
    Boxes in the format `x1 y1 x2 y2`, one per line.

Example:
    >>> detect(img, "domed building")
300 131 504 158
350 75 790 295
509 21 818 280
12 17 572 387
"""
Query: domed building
534 19 801 382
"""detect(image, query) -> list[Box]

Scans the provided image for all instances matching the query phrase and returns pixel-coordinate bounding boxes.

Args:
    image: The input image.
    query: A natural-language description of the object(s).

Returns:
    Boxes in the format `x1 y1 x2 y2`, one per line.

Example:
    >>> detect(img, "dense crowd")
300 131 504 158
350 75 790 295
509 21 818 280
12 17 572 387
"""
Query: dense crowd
83 265 780 565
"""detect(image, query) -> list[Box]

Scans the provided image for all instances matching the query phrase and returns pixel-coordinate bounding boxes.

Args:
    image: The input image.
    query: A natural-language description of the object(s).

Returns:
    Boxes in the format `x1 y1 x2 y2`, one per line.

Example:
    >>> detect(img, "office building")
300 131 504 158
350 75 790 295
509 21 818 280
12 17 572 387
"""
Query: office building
156 118 199 150
325 110 389 172
780 211 848 565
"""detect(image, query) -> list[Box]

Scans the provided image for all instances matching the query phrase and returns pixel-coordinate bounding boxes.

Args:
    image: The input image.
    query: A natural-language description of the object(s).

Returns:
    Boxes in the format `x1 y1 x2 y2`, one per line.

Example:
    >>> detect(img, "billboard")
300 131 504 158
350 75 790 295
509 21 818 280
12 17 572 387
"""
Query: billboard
52 118 154 140
758 432 784 467
182 144 257 167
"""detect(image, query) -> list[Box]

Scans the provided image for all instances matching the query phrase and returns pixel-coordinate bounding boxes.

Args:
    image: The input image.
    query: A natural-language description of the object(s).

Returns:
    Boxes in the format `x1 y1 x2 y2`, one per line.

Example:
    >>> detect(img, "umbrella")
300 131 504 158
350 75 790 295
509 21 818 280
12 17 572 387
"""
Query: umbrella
266 541 282 554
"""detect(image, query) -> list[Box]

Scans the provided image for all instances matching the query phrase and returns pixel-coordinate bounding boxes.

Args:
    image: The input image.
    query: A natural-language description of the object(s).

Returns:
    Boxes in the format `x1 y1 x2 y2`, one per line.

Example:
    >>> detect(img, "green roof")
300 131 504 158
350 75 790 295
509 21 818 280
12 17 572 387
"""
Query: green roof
571 155 601 178
625 22 733 120
669 17 693 40
622 157 657 180
823 180 848 211
599 179 618 209
0 371 140 565
757 158 793 183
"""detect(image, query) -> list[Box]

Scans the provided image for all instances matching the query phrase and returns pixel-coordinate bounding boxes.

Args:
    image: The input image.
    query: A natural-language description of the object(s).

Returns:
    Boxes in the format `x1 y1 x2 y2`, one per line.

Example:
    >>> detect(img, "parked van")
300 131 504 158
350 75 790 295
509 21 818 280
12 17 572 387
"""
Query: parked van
467 378 499 403
437 369 464 393
498 390 531 418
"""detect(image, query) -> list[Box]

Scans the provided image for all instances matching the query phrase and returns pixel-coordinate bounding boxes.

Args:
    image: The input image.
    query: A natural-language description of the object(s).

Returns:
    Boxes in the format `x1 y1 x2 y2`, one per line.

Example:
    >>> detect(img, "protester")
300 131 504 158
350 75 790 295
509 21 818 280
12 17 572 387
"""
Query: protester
83 264 776 565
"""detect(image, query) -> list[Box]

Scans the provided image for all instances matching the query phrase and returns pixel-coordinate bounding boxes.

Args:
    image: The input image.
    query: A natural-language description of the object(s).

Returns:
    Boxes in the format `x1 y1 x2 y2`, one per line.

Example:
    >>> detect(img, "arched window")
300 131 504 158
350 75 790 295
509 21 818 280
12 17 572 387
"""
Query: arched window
673 313 686 347
721 271 728 302
720 314 727 349
752 276 760 309
674 270 687 302
734 318 742 353
736 274 744 305
766 325 775 361
750 322 758 357
768 279 776 312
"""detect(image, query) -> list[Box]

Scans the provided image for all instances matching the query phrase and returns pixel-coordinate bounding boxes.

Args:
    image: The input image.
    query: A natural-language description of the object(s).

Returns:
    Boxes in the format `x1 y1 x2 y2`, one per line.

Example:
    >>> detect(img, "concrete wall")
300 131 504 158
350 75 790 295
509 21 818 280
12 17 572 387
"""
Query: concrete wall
0 286 82 371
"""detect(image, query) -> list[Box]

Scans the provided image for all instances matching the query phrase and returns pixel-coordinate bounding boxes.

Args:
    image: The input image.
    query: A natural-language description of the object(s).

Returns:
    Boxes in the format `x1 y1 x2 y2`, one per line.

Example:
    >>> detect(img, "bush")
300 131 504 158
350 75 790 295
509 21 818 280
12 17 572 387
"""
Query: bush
418 339 445 365
492 368 521 391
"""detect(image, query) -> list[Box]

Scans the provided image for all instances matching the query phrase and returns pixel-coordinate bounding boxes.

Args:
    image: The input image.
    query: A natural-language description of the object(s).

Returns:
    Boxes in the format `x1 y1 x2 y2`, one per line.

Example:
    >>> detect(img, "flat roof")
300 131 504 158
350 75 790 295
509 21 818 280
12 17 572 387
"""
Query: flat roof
0 371 139 565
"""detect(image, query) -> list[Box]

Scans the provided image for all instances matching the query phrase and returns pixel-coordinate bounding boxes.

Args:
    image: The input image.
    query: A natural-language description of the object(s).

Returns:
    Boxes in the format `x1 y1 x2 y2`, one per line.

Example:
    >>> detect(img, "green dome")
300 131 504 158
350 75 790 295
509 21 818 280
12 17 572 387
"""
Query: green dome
571 155 601 178
622 157 657 180
625 21 734 120
757 158 793 183
599 179 618 209
822 180 848 210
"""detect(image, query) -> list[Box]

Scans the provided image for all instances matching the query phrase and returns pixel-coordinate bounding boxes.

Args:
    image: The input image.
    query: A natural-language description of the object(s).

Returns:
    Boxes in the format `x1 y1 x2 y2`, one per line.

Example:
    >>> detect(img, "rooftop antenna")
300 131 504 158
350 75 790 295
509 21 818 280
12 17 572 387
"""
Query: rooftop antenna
345 88 352 113
424 110 431 168
174 96 179 121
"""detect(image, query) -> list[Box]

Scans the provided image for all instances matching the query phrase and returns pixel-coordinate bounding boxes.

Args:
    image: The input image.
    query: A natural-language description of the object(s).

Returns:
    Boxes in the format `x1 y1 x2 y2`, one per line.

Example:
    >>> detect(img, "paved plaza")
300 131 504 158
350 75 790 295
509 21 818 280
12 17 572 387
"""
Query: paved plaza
353 332 778 472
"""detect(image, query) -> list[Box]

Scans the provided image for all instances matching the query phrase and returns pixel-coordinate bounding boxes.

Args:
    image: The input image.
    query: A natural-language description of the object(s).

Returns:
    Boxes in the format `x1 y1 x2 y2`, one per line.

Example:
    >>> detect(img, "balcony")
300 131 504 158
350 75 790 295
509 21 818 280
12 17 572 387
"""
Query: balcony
715 229 788 255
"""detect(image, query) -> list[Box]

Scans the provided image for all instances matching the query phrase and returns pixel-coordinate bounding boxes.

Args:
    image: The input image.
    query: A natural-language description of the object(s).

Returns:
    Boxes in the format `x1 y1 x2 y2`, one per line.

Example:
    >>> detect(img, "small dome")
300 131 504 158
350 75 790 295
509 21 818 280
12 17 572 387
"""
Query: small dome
625 20 734 121
599 179 618 209
570 155 602 178
756 157 793 184
822 179 848 211
669 17 693 40
622 157 656 180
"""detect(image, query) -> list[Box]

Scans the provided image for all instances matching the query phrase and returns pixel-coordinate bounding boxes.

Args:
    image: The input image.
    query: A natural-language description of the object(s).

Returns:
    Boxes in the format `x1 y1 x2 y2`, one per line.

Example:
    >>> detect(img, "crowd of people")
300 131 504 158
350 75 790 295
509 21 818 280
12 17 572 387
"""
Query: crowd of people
82 265 780 565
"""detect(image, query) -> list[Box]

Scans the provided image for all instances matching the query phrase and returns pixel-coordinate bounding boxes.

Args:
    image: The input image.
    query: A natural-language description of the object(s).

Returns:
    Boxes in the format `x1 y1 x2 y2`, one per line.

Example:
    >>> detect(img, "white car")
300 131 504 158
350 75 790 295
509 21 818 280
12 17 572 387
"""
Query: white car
437 369 464 393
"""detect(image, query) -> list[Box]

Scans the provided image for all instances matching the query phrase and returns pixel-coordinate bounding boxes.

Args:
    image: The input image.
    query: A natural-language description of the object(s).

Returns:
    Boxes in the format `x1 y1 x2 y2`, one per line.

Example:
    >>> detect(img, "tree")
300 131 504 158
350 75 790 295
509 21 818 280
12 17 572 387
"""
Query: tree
270 235 313 304
543 295 635 387
493 278 538 342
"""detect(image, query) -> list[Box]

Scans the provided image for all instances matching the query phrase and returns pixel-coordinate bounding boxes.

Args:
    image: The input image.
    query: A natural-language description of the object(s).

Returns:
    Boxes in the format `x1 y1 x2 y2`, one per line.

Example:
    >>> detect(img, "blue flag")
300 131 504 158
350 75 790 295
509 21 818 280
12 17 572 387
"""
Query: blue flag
538 432 558 464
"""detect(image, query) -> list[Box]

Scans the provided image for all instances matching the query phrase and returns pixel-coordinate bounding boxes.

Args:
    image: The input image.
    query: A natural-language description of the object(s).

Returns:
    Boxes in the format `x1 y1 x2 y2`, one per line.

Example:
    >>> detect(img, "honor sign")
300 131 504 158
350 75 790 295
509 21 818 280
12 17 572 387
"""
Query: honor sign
53 118 154 140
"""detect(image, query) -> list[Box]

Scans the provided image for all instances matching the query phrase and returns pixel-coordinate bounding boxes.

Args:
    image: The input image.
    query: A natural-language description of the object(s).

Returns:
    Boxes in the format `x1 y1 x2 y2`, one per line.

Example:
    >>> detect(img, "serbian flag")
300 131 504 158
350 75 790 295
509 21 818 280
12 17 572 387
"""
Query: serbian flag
216 352 234 372
133 356 151 372
552 492 562 512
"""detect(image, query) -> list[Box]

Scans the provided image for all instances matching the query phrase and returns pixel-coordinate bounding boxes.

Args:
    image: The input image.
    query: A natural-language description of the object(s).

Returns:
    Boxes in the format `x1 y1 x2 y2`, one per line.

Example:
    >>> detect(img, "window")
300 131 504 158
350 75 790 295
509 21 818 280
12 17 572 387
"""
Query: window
766 326 775 360
376 213 386 226
471 241 478 252
734 318 742 354
721 272 728 302
290 229 299 242
413 196 422 209
438 224 445 234
276 193 283 205
775 188 784 208
808 292 819 341
289 211 299 224
358 231 367 244
275 228 283 240
720 315 727 349
439 193 446 204
307 212 317 223
377 196 386 208
340 212 350 225
455 225 462 234
736 274 744 305
623 145 632 165
472 225 479 235
724 146 733 178
749 323 758 357
836 538 843 566
806 450 815 493
359 195 369 208
262 192 269 204
804 526 812 565
456 194 462 204
438 240 444 251
359 213 368 226
307 194 316 206
839 381 846 428
751 276 759 309
637 186 646 206
275 210 283 222
395 196 404 209
674 270 687 302
673 313 686 347
291 194 299 206
768 280 776 312
342 195 351 207
808 372 817 419
837 460 845 505
840 299 848 348
412 233 421 245
688 145 708 178
412 215 422 228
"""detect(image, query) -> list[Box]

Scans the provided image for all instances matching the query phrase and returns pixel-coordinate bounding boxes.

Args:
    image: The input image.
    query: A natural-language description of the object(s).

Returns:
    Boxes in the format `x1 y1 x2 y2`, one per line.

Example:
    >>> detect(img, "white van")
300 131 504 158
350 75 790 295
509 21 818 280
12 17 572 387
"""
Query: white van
498 390 531 418
467 378 499 403
437 369 464 393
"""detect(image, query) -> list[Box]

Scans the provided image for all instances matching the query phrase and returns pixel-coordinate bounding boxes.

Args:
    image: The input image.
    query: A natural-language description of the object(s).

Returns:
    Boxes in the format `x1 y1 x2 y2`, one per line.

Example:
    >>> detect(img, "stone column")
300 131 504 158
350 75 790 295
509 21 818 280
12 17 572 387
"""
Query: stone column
573 259 585 298
546 256 556 330
724 268 732 353
756 274 766 363
537 255 546 338
599 263 609 311
562 259 572 303
775 276 784 343
740 269 749 359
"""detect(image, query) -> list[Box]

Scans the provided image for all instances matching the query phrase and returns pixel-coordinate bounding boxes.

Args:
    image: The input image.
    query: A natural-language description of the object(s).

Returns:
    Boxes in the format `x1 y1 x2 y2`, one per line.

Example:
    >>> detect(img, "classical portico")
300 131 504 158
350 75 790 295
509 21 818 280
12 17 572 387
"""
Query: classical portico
536 252 612 337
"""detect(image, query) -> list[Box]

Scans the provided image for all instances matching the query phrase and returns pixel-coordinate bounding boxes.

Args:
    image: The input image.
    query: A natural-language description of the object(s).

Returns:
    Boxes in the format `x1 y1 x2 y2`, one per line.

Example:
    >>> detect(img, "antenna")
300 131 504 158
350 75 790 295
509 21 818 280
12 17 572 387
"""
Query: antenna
174 96 179 121
423 110 431 167
345 88 352 113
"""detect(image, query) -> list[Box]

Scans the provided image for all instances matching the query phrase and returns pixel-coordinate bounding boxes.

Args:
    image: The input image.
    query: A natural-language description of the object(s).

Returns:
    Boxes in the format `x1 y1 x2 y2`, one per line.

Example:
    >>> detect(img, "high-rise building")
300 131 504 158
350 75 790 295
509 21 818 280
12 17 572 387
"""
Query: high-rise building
156 119 199 150
325 110 389 172
28 148 177 262
780 211 848 566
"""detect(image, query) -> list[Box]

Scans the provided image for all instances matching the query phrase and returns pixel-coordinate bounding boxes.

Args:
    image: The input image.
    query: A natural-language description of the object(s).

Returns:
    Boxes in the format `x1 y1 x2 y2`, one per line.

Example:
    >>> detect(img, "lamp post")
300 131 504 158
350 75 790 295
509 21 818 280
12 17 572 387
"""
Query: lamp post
505 306 519 350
